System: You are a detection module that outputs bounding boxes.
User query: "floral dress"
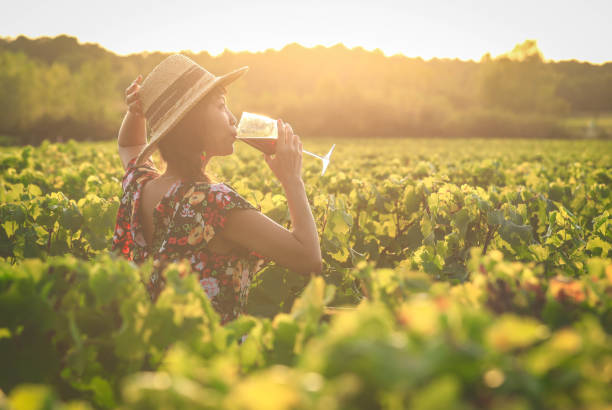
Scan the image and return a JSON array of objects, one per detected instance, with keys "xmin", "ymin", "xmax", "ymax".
[{"xmin": 112, "ymin": 157, "xmax": 271, "ymax": 324}]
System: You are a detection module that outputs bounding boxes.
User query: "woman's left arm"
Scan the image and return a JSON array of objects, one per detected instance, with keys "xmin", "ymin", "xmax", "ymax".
[{"xmin": 118, "ymin": 75, "xmax": 148, "ymax": 169}]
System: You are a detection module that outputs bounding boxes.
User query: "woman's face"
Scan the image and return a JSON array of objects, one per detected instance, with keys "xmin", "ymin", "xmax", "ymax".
[{"xmin": 186, "ymin": 88, "xmax": 238, "ymax": 157}]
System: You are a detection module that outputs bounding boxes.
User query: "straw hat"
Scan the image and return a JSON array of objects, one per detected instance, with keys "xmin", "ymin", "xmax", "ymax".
[{"xmin": 134, "ymin": 54, "xmax": 248, "ymax": 165}]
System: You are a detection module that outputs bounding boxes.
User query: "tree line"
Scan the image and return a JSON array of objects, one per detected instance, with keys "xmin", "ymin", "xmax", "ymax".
[{"xmin": 1, "ymin": 35, "xmax": 611, "ymax": 144}]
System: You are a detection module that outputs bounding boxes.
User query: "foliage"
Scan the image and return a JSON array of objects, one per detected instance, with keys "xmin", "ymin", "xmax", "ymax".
[
  {"xmin": 1, "ymin": 36, "xmax": 612, "ymax": 143},
  {"xmin": 1, "ymin": 253, "xmax": 611, "ymax": 409},
  {"xmin": 0, "ymin": 138, "xmax": 611, "ymax": 408}
]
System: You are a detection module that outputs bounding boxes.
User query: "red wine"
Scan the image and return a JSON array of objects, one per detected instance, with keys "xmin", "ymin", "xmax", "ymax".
[{"xmin": 237, "ymin": 137, "xmax": 277, "ymax": 155}]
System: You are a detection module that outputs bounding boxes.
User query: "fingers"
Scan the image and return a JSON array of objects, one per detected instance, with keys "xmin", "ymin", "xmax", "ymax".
[
  {"xmin": 125, "ymin": 91, "xmax": 143, "ymax": 114},
  {"xmin": 276, "ymin": 119, "xmax": 301, "ymax": 156},
  {"xmin": 285, "ymin": 123, "xmax": 295, "ymax": 149},
  {"xmin": 277, "ymin": 119, "xmax": 286, "ymax": 146},
  {"xmin": 125, "ymin": 75, "xmax": 144, "ymax": 115},
  {"xmin": 264, "ymin": 153, "xmax": 277, "ymax": 172},
  {"xmin": 267, "ymin": 120, "xmax": 303, "ymax": 184},
  {"xmin": 295, "ymin": 135, "xmax": 302, "ymax": 153},
  {"xmin": 279, "ymin": 120, "xmax": 296, "ymax": 146},
  {"xmin": 125, "ymin": 77, "xmax": 141, "ymax": 95},
  {"xmin": 298, "ymin": 141, "xmax": 303, "ymax": 167},
  {"xmin": 125, "ymin": 75, "xmax": 143, "ymax": 103},
  {"xmin": 276, "ymin": 119, "xmax": 282, "ymax": 146},
  {"xmin": 277, "ymin": 119, "xmax": 289, "ymax": 154},
  {"xmin": 286, "ymin": 124, "xmax": 300, "ymax": 153},
  {"xmin": 125, "ymin": 91, "xmax": 140, "ymax": 105},
  {"xmin": 125, "ymin": 83, "xmax": 137, "ymax": 95}
]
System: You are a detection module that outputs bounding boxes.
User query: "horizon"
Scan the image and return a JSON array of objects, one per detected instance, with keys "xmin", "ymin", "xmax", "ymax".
[
  {"xmin": 2, "ymin": 33, "xmax": 608, "ymax": 66},
  {"xmin": 1, "ymin": 0, "xmax": 610, "ymax": 65}
]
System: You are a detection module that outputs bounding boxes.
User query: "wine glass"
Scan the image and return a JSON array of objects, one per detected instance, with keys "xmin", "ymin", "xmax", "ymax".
[{"xmin": 236, "ymin": 112, "xmax": 335, "ymax": 176}]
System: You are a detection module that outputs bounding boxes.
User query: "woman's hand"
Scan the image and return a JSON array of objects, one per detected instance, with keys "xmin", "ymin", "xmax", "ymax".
[
  {"xmin": 222, "ymin": 118, "xmax": 320, "ymax": 275},
  {"xmin": 264, "ymin": 119, "xmax": 303, "ymax": 187},
  {"xmin": 125, "ymin": 75, "xmax": 144, "ymax": 117}
]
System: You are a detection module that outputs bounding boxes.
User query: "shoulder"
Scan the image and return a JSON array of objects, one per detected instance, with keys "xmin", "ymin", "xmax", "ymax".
[
  {"xmin": 184, "ymin": 181, "xmax": 257, "ymax": 212},
  {"xmin": 168, "ymin": 182, "xmax": 258, "ymax": 245},
  {"xmin": 121, "ymin": 156, "xmax": 160, "ymax": 193}
]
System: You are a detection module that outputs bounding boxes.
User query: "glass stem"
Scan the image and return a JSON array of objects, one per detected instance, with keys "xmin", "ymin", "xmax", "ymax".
[{"xmin": 302, "ymin": 149, "xmax": 324, "ymax": 160}]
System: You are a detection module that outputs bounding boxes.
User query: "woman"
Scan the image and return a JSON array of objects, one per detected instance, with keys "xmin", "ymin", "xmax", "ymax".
[{"xmin": 112, "ymin": 54, "xmax": 322, "ymax": 325}]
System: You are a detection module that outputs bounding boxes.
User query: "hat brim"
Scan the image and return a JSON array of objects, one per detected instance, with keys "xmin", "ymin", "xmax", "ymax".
[{"xmin": 135, "ymin": 66, "xmax": 249, "ymax": 166}]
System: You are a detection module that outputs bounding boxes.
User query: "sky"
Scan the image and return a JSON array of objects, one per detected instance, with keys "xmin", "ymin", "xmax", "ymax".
[{"xmin": 1, "ymin": 0, "xmax": 610, "ymax": 64}]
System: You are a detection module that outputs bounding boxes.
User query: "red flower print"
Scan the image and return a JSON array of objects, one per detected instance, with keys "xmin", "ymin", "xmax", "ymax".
[
  {"xmin": 218, "ymin": 194, "xmax": 232, "ymax": 207},
  {"xmin": 178, "ymin": 236, "xmax": 188, "ymax": 246},
  {"xmin": 208, "ymin": 213, "xmax": 225, "ymax": 228},
  {"xmin": 205, "ymin": 211, "xmax": 222, "ymax": 227}
]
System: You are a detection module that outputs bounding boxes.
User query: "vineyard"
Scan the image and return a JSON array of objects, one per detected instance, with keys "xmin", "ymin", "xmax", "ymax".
[{"xmin": 1, "ymin": 137, "xmax": 611, "ymax": 409}]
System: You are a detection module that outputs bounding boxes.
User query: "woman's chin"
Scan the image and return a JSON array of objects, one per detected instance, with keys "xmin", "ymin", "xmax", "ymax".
[
  {"xmin": 221, "ymin": 145, "xmax": 234, "ymax": 156},
  {"xmin": 228, "ymin": 140, "xmax": 237, "ymax": 153},
  {"xmin": 209, "ymin": 145, "xmax": 234, "ymax": 157}
]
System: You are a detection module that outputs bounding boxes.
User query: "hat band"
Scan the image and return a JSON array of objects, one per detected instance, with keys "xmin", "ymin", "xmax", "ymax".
[{"xmin": 145, "ymin": 65, "xmax": 208, "ymax": 131}]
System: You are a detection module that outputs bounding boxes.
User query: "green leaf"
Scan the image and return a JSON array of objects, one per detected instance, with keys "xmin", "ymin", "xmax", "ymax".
[
  {"xmin": 87, "ymin": 376, "xmax": 116, "ymax": 408},
  {"xmin": 27, "ymin": 184, "xmax": 42, "ymax": 197},
  {"xmin": 0, "ymin": 224, "xmax": 13, "ymax": 257},
  {"xmin": 451, "ymin": 208, "xmax": 471, "ymax": 239},
  {"xmin": 528, "ymin": 244, "xmax": 549, "ymax": 262},
  {"xmin": 404, "ymin": 186, "xmax": 420, "ymax": 214},
  {"xmin": 60, "ymin": 202, "xmax": 83, "ymax": 232},
  {"xmin": 487, "ymin": 209, "xmax": 504, "ymax": 226},
  {"xmin": 486, "ymin": 315, "xmax": 549, "ymax": 352},
  {"xmin": 586, "ymin": 237, "xmax": 611, "ymax": 257},
  {"xmin": 499, "ymin": 221, "xmax": 534, "ymax": 247}
]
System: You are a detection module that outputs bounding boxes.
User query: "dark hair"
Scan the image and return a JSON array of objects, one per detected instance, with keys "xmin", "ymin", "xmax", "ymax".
[{"xmin": 157, "ymin": 86, "xmax": 227, "ymax": 183}]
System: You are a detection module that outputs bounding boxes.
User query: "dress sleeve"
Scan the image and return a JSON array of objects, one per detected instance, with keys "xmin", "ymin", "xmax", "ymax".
[
  {"xmin": 121, "ymin": 157, "xmax": 160, "ymax": 193},
  {"xmin": 174, "ymin": 182, "xmax": 257, "ymax": 249}
]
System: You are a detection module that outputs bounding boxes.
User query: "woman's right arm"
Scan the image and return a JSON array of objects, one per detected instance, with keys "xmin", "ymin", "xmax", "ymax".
[
  {"xmin": 218, "ymin": 120, "xmax": 322, "ymax": 275},
  {"xmin": 117, "ymin": 75, "xmax": 148, "ymax": 170}
]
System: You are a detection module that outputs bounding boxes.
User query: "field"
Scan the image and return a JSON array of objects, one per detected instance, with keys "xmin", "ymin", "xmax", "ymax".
[
  {"xmin": 1, "ymin": 137, "xmax": 611, "ymax": 409},
  {"xmin": 560, "ymin": 114, "xmax": 612, "ymax": 138}
]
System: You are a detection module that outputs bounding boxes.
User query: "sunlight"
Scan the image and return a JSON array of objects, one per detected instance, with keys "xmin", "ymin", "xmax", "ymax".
[{"xmin": 1, "ymin": 0, "xmax": 610, "ymax": 63}]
